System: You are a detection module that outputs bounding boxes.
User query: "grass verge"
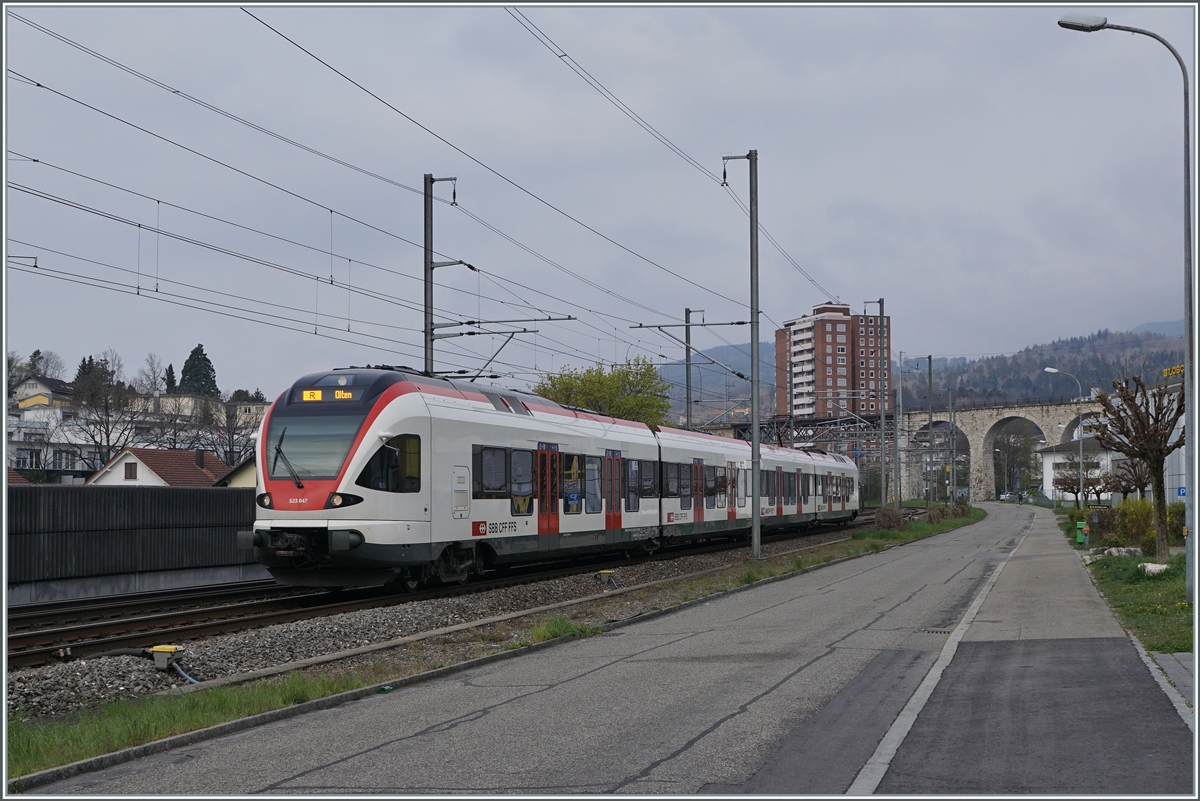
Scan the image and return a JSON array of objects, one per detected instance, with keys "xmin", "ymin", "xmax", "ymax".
[
  {"xmin": 8, "ymin": 506, "xmax": 986, "ymax": 781},
  {"xmin": 1086, "ymin": 553, "xmax": 1192, "ymax": 653}
]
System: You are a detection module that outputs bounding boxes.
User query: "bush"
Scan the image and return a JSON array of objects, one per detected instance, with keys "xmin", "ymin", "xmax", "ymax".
[
  {"xmin": 874, "ymin": 507, "xmax": 905, "ymax": 531},
  {"xmin": 1167, "ymin": 502, "xmax": 1186, "ymax": 545},
  {"xmin": 1116, "ymin": 499, "xmax": 1154, "ymax": 546},
  {"xmin": 926, "ymin": 506, "xmax": 944, "ymax": 525},
  {"xmin": 952, "ymin": 500, "xmax": 971, "ymax": 519}
]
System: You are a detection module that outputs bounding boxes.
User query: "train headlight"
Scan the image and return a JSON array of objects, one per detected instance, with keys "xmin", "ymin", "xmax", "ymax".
[
  {"xmin": 257, "ymin": 493, "xmax": 273, "ymax": 508},
  {"xmin": 325, "ymin": 492, "xmax": 363, "ymax": 509}
]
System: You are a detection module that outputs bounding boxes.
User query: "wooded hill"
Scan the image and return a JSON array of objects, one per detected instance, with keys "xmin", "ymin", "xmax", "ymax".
[{"xmin": 901, "ymin": 329, "xmax": 1184, "ymax": 410}]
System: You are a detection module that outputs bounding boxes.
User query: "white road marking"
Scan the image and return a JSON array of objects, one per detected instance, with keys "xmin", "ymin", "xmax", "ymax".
[{"xmin": 845, "ymin": 524, "xmax": 1030, "ymax": 795}]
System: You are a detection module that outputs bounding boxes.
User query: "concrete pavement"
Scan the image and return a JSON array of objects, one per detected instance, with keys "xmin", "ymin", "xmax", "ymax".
[{"xmin": 30, "ymin": 503, "xmax": 1193, "ymax": 794}]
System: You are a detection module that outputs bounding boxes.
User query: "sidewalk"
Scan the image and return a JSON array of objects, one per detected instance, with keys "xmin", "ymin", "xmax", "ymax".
[{"xmin": 1152, "ymin": 651, "xmax": 1194, "ymax": 707}]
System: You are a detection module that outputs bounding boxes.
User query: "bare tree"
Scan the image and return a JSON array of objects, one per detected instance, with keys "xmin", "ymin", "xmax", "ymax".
[
  {"xmin": 67, "ymin": 349, "xmax": 147, "ymax": 470},
  {"xmin": 143, "ymin": 393, "xmax": 207, "ymax": 451},
  {"xmin": 134, "ymin": 353, "xmax": 166, "ymax": 396},
  {"xmin": 1095, "ymin": 373, "xmax": 1185, "ymax": 563},
  {"xmin": 202, "ymin": 392, "xmax": 260, "ymax": 467},
  {"xmin": 29, "ymin": 349, "xmax": 67, "ymax": 380}
]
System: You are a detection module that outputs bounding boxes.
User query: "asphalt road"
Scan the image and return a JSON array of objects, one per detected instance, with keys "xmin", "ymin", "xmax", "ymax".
[{"xmin": 38, "ymin": 503, "xmax": 1192, "ymax": 794}]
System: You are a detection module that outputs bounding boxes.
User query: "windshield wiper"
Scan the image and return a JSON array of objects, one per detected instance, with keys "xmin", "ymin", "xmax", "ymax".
[{"xmin": 272, "ymin": 427, "xmax": 304, "ymax": 489}]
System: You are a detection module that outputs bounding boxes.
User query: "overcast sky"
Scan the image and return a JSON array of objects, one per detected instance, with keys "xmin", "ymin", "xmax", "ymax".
[{"xmin": 4, "ymin": 4, "xmax": 1195, "ymax": 403}]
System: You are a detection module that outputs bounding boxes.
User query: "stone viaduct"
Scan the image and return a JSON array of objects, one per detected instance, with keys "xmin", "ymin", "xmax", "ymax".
[{"xmin": 901, "ymin": 398, "xmax": 1103, "ymax": 501}]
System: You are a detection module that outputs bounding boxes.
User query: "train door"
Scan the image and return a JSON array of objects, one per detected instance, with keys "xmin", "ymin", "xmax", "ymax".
[
  {"xmin": 537, "ymin": 443, "xmax": 559, "ymax": 535},
  {"xmin": 451, "ymin": 466, "xmax": 470, "ymax": 520},
  {"xmin": 775, "ymin": 467, "xmax": 783, "ymax": 517},
  {"xmin": 795, "ymin": 470, "xmax": 802, "ymax": 515},
  {"xmin": 727, "ymin": 462, "xmax": 737, "ymax": 521},
  {"xmin": 693, "ymin": 461, "xmax": 704, "ymax": 524},
  {"xmin": 604, "ymin": 450, "xmax": 621, "ymax": 531}
]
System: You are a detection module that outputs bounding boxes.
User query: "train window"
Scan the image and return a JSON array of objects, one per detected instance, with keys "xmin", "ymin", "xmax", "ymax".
[
  {"xmin": 665, "ymin": 463, "xmax": 679, "ymax": 497},
  {"xmin": 354, "ymin": 434, "xmax": 420, "ymax": 493},
  {"xmin": 562, "ymin": 454, "xmax": 583, "ymax": 515},
  {"xmin": 625, "ymin": 459, "xmax": 640, "ymax": 512},
  {"xmin": 641, "ymin": 460, "xmax": 657, "ymax": 498},
  {"xmin": 704, "ymin": 466, "xmax": 717, "ymax": 509},
  {"xmin": 716, "ymin": 467, "xmax": 726, "ymax": 508},
  {"xmin": 584, "ymin": 456, "xmax": 602, "ymax": 513},
  {"xmin": 510, "ymin": 450, "xmax": 534, "ymax": 516},
  {"xmin": 738, "ymin": 469, "xmax": 747, "ymax": 507},
  {"xmin": 472, "ymin": 446, "xmax": 508, "ymax": 498},
  {"xmin": 679, "ymin": 463, "xmax": 692, "ymax": 509}
]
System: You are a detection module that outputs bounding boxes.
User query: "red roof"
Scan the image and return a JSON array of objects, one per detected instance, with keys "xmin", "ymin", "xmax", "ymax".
[
  {"xmin": 7, "ymin": 467, "xmax": 31, "ymax": 485},
  {"xmin": 91, "ymin": 448, "xmax": 231, "ymax": 486}
]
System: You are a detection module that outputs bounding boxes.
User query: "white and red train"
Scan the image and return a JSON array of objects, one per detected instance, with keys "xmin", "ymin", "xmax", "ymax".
[{"xmin": 239, "ymin": 367, "xmax": 859, "ymax": 589}]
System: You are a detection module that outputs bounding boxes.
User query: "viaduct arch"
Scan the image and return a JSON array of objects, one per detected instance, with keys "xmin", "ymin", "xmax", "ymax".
[{"xmin": 901, "ymin": 398, "xmax": 1103, "ymax": 501}]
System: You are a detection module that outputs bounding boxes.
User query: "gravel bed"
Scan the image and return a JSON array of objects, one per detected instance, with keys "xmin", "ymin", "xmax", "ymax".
[{"xmin": 7, "ymin": 529, "xmax": 850, "ymax": 722}]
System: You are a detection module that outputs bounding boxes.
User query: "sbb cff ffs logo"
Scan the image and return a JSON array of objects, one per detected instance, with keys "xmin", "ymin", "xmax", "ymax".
[{"xmin": 473, "ymin": 521, "xmax": 487, "ymax": 537}]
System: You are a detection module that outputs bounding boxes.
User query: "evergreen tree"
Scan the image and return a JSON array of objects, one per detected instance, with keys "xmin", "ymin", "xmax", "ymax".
[
  {"xmin": 179, "ymin": 345, "xmax": 219, "ymax": 397},
  {"xmin": 164, "ymin": 364, "xmax": 177, "ymax": 394}
]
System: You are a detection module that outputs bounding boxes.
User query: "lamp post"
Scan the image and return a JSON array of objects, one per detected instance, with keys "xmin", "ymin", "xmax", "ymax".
[
  {"xmin": 1045, "ymin": 367, "xmax": 1084, "ymax": 510},
  {"xmin": 995, "ymin": 447, "xmax": 1007, "ymax": 496},
  {"xmin": 1057, "ymin": 9, "xmax": 1193, "ymax": 592}
]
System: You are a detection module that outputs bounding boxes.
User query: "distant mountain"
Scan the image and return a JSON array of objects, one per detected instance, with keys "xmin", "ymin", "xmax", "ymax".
[
  {"xmin": 905, "ymin": 328, "xmax": 1184, "ymax": 410},
  {"xmin": 1132, "ymin": 319, "xmax": 1184, "ymax": 338},
  {"xmin": 658, "ymin": 342, "xmax": 774, "ymax": 423}
]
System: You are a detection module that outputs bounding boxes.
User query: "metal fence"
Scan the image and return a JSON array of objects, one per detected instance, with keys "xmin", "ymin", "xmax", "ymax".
[{"xmin": 7, "ymin": 486, "xmax": 257, "ymax": 583}]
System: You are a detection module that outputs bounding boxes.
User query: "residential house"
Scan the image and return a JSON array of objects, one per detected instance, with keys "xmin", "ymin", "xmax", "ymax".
[{"xmin": 86, "ymin": 448, "xmax": 231, "ymax": 486}]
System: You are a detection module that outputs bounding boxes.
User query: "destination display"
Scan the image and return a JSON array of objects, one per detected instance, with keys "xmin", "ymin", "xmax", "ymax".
[{"xmin": 292, "ymin": 387, "xmax": 363, "ymax": 402}]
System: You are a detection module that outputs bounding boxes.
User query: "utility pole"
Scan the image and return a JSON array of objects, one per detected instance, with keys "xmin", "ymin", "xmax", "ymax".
[
  {"xmin": 685, "ymin": 308, "xmax": 693, "ymax": 429},
  {"xmin": 894, "ymin": 351, "xmax": 903, "ymax": 508},
  {"xmin": 865, "ymin": 298, "xmax": 886, "ymax": 508},
  {"xmin": 723, "ymin": 150, "xmax": 761, "ymax": 559},
  {"xmin": 949, "ymin": 387, "xmax": 956, "ymax": 503},
  {"xmin": 424, "ymin": 173, "xmax": 464, "ymax": 375},
  {"xmin": 927, "ymin": 354, "xmax": 934, "ymax": 510}
]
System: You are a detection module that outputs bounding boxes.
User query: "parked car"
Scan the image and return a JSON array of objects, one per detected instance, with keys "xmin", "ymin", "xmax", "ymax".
[{"xmin": 999, "ymin": 492, "xmax": 1015, "ymax": 501}]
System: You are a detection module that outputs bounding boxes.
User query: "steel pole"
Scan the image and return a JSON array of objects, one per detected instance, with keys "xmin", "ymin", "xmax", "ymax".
[
  {"xmin": 423, "ymin": 173, "xmax": 434, "ymax": 375},
  {"xmin": 685, "ymin": 307, "xmax": 693, "ymax": 430},
  {"xmin": 895, "ymin": 351, "xmax": 903, "ymax": 507},
  {"xmin": 749, "ymin": 150, "xmax": 761, "ymax": 560},
  {"xmin": 927, "ymin": 355, "xmax": 933, "ymax": 510}
]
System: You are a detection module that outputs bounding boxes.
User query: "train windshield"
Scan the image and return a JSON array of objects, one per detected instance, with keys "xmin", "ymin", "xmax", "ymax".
[{"xmin": 265, "ymin": 413, "xmax": 368, "ymax": 481}]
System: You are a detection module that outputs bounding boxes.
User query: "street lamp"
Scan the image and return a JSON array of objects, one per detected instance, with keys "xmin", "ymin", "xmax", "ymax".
[
  {"xmin": 994, "ymin": 447, "xmax": 1008, "ymax": 496},
  {"xmin": 1057, "ymin": 9, "xmax": 1194, "ymax": 592},
  {"xmin": 1045, "ymin": 367, "xmax": 1085, "ymax": 510}
]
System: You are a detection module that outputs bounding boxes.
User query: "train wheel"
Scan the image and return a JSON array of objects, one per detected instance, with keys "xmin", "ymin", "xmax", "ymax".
[{"xmin": 389, "ymin": 570, "xmax": 425, "ymax": 593}]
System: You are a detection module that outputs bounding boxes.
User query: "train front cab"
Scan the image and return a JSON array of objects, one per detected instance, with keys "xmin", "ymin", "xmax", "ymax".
[{"xmin": 247, "ymin": 370, "xmax": 436, "ymax": 588}]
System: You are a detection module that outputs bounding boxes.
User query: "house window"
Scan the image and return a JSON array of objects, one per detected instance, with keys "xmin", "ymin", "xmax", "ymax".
[
  {"xmin": 860, "ymin": 381, "xmax": 866, "ymax": 389},
  {"xmin": 837, "ymin": 356, "xmax": 847, "ymax": 365},
  {"xmin": 870, "ymin": 402, "xmax": 876, "ymax": 410},
  {"xmin": 869, "ymin": 328, "xmax": 875, "ymax": 336},
  {"xmin": 125, "ymin": 462, "xmax": 138, "ymax": 480},
  {"xmin": 859, "ymin": 328, "xmax": 865, "ymax": 335},
  {"xmin": 837, "ymin": 324, "xmax": 846, "ymax": 332},
  {"xmin": 860, "ymin": 403, "xmax": 866, "ymax": 410},
  {"xmin": 869, "ymin": 370, "xmax": 875, "ymax": 378},
  {"xmin": 836, "ymin": 346, "xmax": 846, "ymax": 354},
  {"xmin": 836, "ymin": 335, "xmax": 846, "ymax": 343}
]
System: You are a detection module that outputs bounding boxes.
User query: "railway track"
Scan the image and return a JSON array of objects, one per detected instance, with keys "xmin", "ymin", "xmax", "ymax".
[{"xmin": 7, "ymin": 509, "xmax": 915, "ymax": 668}]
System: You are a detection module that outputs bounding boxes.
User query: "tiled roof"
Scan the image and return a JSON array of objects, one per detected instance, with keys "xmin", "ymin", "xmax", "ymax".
[
  {"xmin": 93, "ymin": 448, "xmax": 231, "ymax": 486},
  {"xmin": 11, "ymin": 374, "xmax": 74, "ymax": 396},
  {"xmin": 7, "ymin": 467, "xmax": 31, "ymax": 485}
]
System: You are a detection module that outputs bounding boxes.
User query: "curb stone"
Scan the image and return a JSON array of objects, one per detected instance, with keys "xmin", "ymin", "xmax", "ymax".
[{"xmin": 8, "ymin": 515, "xmax": 980, "ymax": 793}]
